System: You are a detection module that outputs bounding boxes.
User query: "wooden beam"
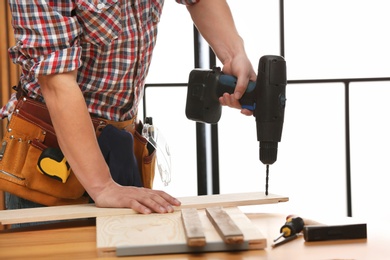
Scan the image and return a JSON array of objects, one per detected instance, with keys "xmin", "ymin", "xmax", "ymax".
[
  {"xmin": 206, "ymin": 207, "xmax": 244, "ymax": 244},
  {"xmin": 0, "ymin": 192, "xmax": 288, "ymax": 225},
  {"xmin": 181, "ymin": 208, "xmax": 206, "ymax": 247}
]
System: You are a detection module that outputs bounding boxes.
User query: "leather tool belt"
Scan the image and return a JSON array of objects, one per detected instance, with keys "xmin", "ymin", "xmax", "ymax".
[{"xmin": 0, "ymin": 87, "xmax": 155, "ymax": 206}]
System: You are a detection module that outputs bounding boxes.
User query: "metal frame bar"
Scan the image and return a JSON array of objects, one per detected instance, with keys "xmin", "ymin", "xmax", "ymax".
[{"xmin": 287, "ymin": 77, "xmax": 390, "ymax": 217}]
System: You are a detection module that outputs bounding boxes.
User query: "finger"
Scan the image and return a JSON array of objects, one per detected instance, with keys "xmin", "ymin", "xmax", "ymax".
[
  {"xmin": 219, "ymin": 93, "xmax": 232, "ymax": 107},
  {"xmin": 151, "ymin": 191, "xmax": 181, "ymax": 213},
  {"xmin": 234, "ymin": 75, "xmax": 251, "ymax": 100},
  {"xmin": 228, "ymin": 94, "xmax": 242, "ymax": 109},
  {"xmin": 127, "ymin": 199, "xmax": 153, "ymax": 214},
  {"xmin": 138, "ymin": 190, "xmax": 178, "ymax": 213},
  {"xmin": 220, "ymin": 93, "xmax": 241, "ymax": 108},
  {"xmin": 241, "ymin": 108, "xmax": 253, "ymax": 116},
  {"xmin": 150, "ymin": 190, "xmax": 181, "ymax": 212},
  {"xmin": 233, "ymin": 87, "xmax": 244, "ymax": 100},
  {"xmin": 156, "ymin": 190, "xmax": 181, "ymax": 206}
]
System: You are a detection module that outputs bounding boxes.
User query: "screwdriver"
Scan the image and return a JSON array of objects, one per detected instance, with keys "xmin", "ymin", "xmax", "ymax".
[{"xmin": 273, "ymin": 216, "xmax": 305, "ymax": 243}]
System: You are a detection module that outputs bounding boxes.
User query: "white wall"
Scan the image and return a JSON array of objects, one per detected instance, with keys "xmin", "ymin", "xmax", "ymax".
[{"xmin": 143, "ymin": 0, "xmax": 390, "ymax": 222}]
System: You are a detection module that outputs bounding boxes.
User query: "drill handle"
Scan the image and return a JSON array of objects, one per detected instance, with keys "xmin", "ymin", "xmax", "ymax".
[{"xmin": 217, "ymin": 74, "xmax": 257, "ymax": 111}]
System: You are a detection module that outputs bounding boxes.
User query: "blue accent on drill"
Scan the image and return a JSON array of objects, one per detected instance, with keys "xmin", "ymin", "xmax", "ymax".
[
  {"xmin": 242, "ymin": 104, "xmax": 256, "ymax": 111},
  {"xmin": 219, "ymin": 75, "xmax": 256, "ymax": 93}
]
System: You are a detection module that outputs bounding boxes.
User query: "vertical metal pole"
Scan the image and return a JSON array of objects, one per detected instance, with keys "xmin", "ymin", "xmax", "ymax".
[
  {"xmin": 345, "ymin": 82, "xmax": 353, "ymax": 217},
  {"xmin": 209, "ymin": 46, "xmax": 220, "ymax": 195},
  {"xmin": 193, "ymin": 27, "xmax": 208, "ymax": 195},
  {"xmin": 193, "ymin": 27, "xmax": 219, "ymax": 195},
  {"xmin": 279, "ymin": 0, "xmax": 285, "ymax": 57},
  {"xmin": 195, "ymin": 123, "xmax": 208, "ymax": 195},
  {"xmin": 211, "ymin": 122, "xmax": 220, "ymax": 194}
]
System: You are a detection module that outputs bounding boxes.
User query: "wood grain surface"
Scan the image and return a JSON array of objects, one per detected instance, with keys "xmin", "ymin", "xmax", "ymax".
[{"xmin": 96, "ymin": 207, "xmax": 267, "ymax": 257}]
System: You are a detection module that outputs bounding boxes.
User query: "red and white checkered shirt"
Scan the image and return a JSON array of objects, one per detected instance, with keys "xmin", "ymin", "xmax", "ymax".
[{"xmin": 2, "ymin": 0, "xmax": 199, "ymax": 121}]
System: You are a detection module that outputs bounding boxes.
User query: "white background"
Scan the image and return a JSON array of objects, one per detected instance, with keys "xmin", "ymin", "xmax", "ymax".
[{"xmin": 142, "ymin": 0, "xmax": 390, "ymax": 222}]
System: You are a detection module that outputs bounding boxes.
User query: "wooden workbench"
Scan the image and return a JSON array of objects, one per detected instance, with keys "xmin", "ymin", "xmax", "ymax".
[{"xmin": 1, "ymin": 212, "xmax": 389, "ymax": 260}]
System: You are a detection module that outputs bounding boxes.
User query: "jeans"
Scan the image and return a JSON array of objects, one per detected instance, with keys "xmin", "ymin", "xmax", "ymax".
[{"xmin": 5, "ymin": 192, "xmax": 61, "ymax": 228}]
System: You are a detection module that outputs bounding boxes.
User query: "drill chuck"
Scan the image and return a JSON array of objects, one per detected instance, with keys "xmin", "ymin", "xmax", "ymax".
[{"xmin": 260, "ymin": 141, "xmax": 278, "ymax": 165}]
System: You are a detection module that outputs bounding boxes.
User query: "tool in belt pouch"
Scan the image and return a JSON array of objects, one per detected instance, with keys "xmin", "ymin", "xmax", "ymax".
[{"xmin": 0, "ymin": 89, "xmax": 156, "ymax": 206}]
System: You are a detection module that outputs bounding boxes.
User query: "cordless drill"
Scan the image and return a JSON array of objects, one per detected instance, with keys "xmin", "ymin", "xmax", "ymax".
[{"xmin": 185, "ymin": 55, "xmax": 287, "ymax": 195}]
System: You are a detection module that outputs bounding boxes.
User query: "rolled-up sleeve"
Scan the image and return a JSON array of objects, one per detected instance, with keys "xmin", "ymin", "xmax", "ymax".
[
  {"xmin": 8, "ymin": 0, "xmax": 82, "ymax": 77},
  {"xmin": 176, "ymin": 0, "xmax": 200, "ymax": 5}
]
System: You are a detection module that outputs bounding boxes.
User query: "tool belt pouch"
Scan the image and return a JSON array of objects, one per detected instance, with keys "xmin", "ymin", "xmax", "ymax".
[
  {"xmin": 130, "ymin": 126, "xmax": 156, "ymax": 189},
  {"xmin": 0, "ymin": 96, "xmax": 89, "ymax": 206},
  {"xmin": 95, "ymin": 117, "xmax": 156, "ymax": 189}
]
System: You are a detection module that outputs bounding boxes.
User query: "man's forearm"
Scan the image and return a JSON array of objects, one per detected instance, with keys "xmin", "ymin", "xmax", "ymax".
[
  {"xmin": 187, "ymin": 0, "xmax": 245, "ymax": 64},
  {"xmin": 38, "ymin": 71, "xmax": 112, "ymax": 200},
  {"xmin": 187, "ymin": 0, "xmax": 256, "ymax": 106}
]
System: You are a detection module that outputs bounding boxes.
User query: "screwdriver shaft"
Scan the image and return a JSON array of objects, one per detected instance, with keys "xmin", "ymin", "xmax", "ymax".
[
  {"xmin": 273, "ymin": 232, "xmax": 284, "ymax": 242},
  {"xmin": 272, "ymin": 234, "xmax": 298, "ymax": 248}
]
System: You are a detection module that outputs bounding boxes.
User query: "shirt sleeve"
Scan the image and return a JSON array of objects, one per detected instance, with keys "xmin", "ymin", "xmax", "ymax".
[
  {"xmin": 176, "ymin": 0, "xmax": 200, "ymax": 5},
  {"xmin": 8, "ymin": 1, "xmax": 82, "ymax": 77}
]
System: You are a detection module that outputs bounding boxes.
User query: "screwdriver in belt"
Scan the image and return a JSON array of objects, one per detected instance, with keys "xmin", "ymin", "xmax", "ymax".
[{"xmin": 273, "ymin": 216, "xmax": 305, "ymax": 243}]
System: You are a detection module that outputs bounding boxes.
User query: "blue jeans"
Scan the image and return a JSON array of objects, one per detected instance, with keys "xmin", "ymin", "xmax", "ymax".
[{"xmin": 5, "ymin": 192, "xmax": 63, "ymax": 228}]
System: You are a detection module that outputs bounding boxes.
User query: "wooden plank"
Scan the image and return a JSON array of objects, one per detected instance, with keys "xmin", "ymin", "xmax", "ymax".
[
  {"xmin": 96, "ymin": 207, "xmax": 267, "ymax": 257},
  {"xmin": 206, "ymin": 207, "xmax": 244, "ymax": 244},
  {"xmin": 178, "ymin": 192, "xmax": 288, "ymax": 209},
  {"xmin": 226, "ymin": 207, "xmax": 267, "ymax": 249},
  {"xmin": 0, "ymin": 192, "xmax": 288, "ymax": 225},
  {"xmin": 181, "ymin": 208, "xmax": 206, "ymax": 247}
]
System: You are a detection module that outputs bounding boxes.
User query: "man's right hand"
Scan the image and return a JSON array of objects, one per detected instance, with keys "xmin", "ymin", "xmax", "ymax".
[{"xmin": 93, "ymin": 182, "xmax": 181, "ymax": 213}]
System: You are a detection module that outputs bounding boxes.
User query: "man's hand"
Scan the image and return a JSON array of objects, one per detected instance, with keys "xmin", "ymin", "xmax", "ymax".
[
  {"xmin": 93, "ymin": 182, "xmax": 181, "ymax": 214},
  {"xmin": 219, "ymin": 53, "xmax": 257, "ymax": 116}
]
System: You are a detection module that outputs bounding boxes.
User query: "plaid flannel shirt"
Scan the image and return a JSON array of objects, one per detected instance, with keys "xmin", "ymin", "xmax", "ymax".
[{"xmin": 2, "ymin": 0, "xmax": 199, "ymax": 121}]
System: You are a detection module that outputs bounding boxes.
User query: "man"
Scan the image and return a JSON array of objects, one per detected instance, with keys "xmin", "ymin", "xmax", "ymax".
[{"xmin": 2, "ymin": 0, "xmax": 257, "ymax": 214}]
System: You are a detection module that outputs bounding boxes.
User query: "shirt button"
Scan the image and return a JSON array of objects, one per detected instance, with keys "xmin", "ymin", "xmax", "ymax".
[{"xmin": 97, "ymin": 3, "xmax": 105, "ymax": 10}]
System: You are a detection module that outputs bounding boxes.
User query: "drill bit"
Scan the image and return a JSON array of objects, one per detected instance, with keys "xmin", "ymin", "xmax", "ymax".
[{"xmin": 265, "ymin": 164, "xmax": 269, "ymax": 195}]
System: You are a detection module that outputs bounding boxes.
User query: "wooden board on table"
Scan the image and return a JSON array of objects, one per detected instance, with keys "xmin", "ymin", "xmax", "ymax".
[
  {"xmin": 0, "ymin": 192, "xmax": 288, "ymax": 225},
  {"xmin": 206, "ymin": 207, "xmax": 244, "ymax": 244},
  {"xmin": 181, "ymin": 208, "xmax": 206, "ymax": 247},
  {"xmin": 96, "ymin": 207, "xmax": 267, "ymax": 257}
]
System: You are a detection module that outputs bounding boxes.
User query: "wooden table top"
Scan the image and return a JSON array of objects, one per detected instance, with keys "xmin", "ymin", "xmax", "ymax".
[{"xmin": 0, "ymin": 212, "xmax": 389, "ymax": 260}]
